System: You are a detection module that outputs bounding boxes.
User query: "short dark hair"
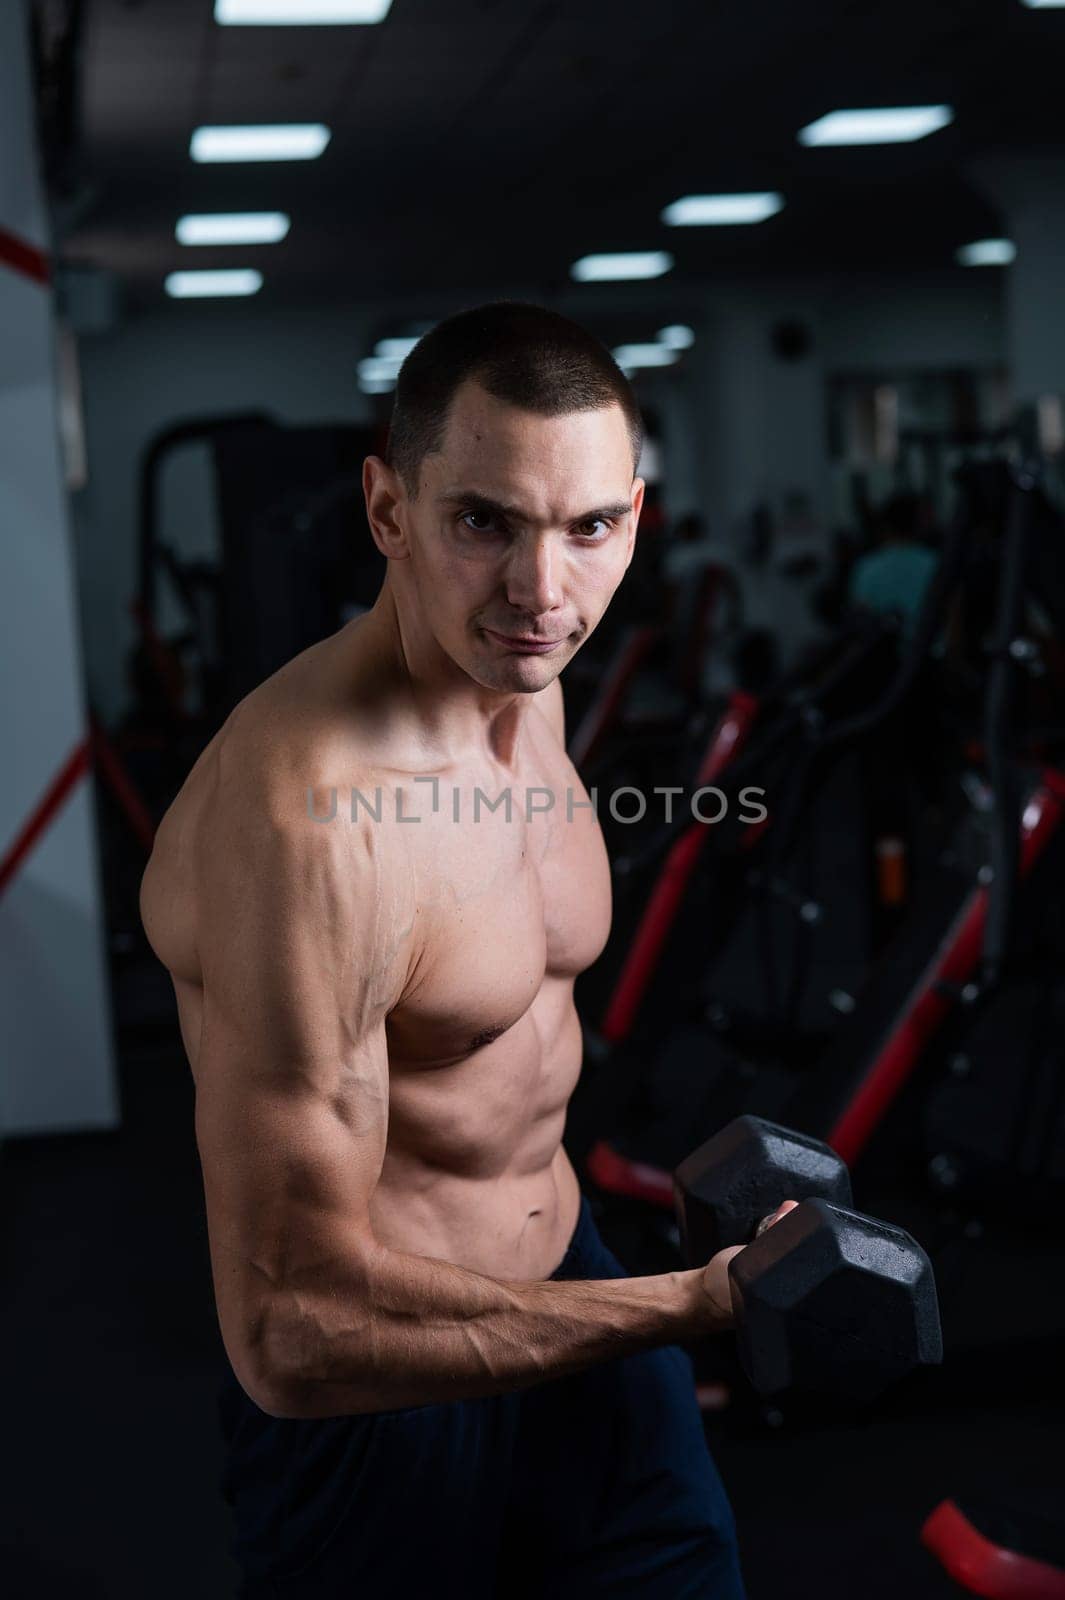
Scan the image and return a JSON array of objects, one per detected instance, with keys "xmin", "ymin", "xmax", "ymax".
[{"xmin": 385, "ymin": 301, "xmax": 644, "ymax": 495}]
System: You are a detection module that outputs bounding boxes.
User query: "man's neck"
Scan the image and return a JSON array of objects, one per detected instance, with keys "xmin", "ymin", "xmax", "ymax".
[{"xmin": 359, "ymin": 587, "xmax": 531, "ymax": 772}]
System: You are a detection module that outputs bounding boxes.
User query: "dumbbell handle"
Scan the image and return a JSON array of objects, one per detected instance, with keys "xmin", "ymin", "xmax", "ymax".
[{"xmin": 753, "ymin": 1202, "xmax": 795, "ymax": 1239}]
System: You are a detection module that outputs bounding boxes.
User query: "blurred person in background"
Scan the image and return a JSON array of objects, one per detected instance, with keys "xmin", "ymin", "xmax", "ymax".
[{"xmin": 848, "ymin": 492, "xmax": 939, "ymax": 643}]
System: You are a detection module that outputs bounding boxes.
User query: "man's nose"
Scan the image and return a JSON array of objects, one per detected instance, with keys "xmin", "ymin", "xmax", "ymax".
[{"xmin": 504, "ymin": 533, "xmax": 562, "ymax": 615}]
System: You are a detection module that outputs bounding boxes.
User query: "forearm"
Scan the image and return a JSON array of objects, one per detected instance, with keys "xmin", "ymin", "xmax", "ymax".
[{"xmin": 260, "ymin": 1243, "xmax": 729, "ymax": 1419}]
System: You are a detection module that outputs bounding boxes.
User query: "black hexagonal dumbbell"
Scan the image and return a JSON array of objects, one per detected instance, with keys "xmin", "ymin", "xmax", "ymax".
[
  {"xmin": 674, "ymin": 1115, "xmax": 943, "ymax": 1402},
  {"xmin": 675, "ymin": 1115, "xmax": 855, "ymax": 1260}
]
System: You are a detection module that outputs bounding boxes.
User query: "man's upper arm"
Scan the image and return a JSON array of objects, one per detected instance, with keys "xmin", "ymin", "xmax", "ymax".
[{"xmin": 193, "ymin": 788, "xmax": 404, "ymax": 1408}]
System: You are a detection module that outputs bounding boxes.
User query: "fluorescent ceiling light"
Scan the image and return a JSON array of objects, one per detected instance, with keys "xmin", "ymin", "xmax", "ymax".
[
  {"xmin": 374, "ymin": 336, "xmax": 420, "ymax": 360},
  {"xmin": 358, "ymin": 355, "xmax": 400, "ymax": 394},
  {"xmin": 176, "ymin": 212, "xmax": 290, "ymax": 245},
  {"xmin": 956, "ymin": 238, "xmax": 1016, "ymax": 266},
  {"xmin": 662, "ymin": 192, "xmax": 783, "ymax": 226},
  {"xmin": 358, "ymin": 356, "xmax": 402, "ymax": 382},
  {"xmin": 190, "ymin": 124, "xmax": 331, "ymax": 163},
  {"xmin": 657, "ymin": 324, "xmax": 695, "ymax": 350},
  {"xmin": 1020, "ymin": 1, "xmax": 1065, "ymax": 7},
  {"xmin": 216, "ymin": 0, "xmax": 392, "ymax": 20},
  {"xmin": 798, "ymin": 106, "xmax": 953, "ymax": 146},
  {"xmin": 571, "ymin": 251, "xmax": 673, "ymax": 282},
  {"xmin": 612, "ymin": 344, "xmax": 679, "ymax": 369},
  {"xmin": 165, "ymin": 269, "xmax": 263, "ymax": 298}
]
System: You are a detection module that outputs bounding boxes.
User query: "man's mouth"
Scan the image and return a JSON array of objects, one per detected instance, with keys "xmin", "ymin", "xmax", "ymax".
[{"xmin": 483, "ymin": 628, "xmax": 566, "ymax": 655}]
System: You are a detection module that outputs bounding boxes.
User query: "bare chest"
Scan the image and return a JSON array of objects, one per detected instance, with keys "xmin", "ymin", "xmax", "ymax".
[{"xmin": 386, "ymin": 756, "xmax": 611, "ymax": 1066}]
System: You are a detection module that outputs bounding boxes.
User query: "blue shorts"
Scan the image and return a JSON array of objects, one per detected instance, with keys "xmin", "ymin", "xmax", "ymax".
[{"xmin": 218, "ymin": 1197, "xmax": 745, "ymax": 1598}]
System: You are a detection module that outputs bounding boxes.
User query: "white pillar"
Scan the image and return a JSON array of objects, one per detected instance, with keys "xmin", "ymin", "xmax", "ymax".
[
  {"xmin": 688, "ymin": 287, "xmax": 828, "ymax": 545},
  {"xmin": 0, "ymin": 1, "xmax": 118, "ymax": 1134},
  {"xmin": 972, "ymin": 151, "xmax": 1065, "ymax": 406},
  {"xmin": 682, "ymin": 286, "xmax": 830, "ymax": 672},
  {"xmin": 650, "ymin": 361, "xmax": 703, "ymax": 526}
]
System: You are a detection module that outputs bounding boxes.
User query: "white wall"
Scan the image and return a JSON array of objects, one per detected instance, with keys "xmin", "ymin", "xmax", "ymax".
[
  {"xmin": 638, "ymin": 268, "xmax": 1005, "ymax": 530},
  {"xmin": 820, "ymin": 270, "xmax": 1004, "ymax": 373}
]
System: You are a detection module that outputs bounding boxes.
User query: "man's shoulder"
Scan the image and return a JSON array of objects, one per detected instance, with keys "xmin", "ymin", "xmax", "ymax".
[
  {"xmin": 156, "ymin": 647, "xmax": 380, "ymax": 866},
  {"xmin": 215, "ymin": 690, "xmax": 383, "ymax": 843}
]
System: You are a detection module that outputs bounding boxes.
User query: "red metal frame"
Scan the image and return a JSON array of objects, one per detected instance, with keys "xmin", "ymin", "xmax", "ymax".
[
  {"xmin": 829, "ymin": 769, "xmax": 1065, "ymax": 1166},
  {"xmin": 130, "ymin": 597, "xmax": 193, "ymax": 722},
  {"xmin": 0, "ymin": 225, "xmax": 50, "ymax": 287},
  {"xmin": 599, "ymin": 690, "xmax": 759, "ymax": 1045},
  {"xmin": 588, "ymin": 767, "xmax": 1065, "ymax": 1205},
  {"xmin": 921, "ymin": 1500, "xmax": 1065, "ymax": 1599},
  {"xmin": 568, "ymin": 624, "xmax": 660, "ymax": 771},
  {"xmin": 0, "ymin": 741, "xmax": 91, "ymax": 898},
  {"xmin": 680, "ymin": 564, "xmax": 726, "ymax": 699},
  {"xmin": 88, "ymin": 715, "xmax": 159, "ymax": 856},
  {"xmin": 0, "ymin": 725, "xmax": 157, "ymax": 903},
  {"xmin": 586, "ymin": 1139, "xmax": 675, "ymax": 1207}
]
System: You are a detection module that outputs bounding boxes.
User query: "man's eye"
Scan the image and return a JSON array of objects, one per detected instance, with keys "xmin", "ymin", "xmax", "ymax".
[
  {"xmin": 461, "ymin": 510, "xmax": 498, "ymax": 533},
  {"xmin": 576, "ymin": 518, "xmax": 610, "ymax": 539}
]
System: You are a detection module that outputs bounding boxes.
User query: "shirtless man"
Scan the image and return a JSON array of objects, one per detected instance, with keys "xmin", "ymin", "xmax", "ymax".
[{"xmin": 141, "ymin": 303, "xmax": 789, "ymax": 1598}]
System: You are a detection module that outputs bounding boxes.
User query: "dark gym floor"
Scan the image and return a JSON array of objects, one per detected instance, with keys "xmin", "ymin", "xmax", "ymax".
[{"xmin": 2, "ymin": 958, "xmax": 1062, "ymax": 1599}]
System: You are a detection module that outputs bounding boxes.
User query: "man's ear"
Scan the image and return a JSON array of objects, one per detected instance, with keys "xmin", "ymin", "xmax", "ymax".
[
  {"xmin": 624, "ymin": 477, "xmax": 646, "ymax": 569},
  {"xmin": 363, "ymin": 456, "xmax": 412, "ymax": 559}
]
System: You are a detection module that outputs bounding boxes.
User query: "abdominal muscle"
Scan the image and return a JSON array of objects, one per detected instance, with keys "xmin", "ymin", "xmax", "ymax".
[
  {"xmin": 372, "ymin": 1143, "xmax": 582, "ymax": 1285},
  {"xmin": 176, "ymin": 967, "xmax": 586, "ymax": 1286},
  {"xmin": 371, "ymin": 985, "xmax": 585, "ymax": 1283}
]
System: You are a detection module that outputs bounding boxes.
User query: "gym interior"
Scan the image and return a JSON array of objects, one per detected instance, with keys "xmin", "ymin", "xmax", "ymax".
[{"xmin": 3, "ymin": 2, "xmax": 1064, "ymax": 1595}]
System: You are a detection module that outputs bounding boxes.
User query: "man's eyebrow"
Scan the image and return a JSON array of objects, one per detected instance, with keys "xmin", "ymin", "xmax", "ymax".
[{"xmin": 438, "ymin": 489, "xmax": 633, "ymax": 524}]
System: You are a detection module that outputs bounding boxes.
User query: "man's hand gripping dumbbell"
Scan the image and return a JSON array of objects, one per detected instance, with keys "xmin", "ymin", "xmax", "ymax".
[{"xmin": 676, "ymin": 1115, "xmax": 943, "ymax": 1402}]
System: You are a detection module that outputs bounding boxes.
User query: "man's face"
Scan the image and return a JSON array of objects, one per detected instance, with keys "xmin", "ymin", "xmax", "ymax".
[{"xmin": 399, "ymin": 379, "xmax": 643, "ymax": 694}]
